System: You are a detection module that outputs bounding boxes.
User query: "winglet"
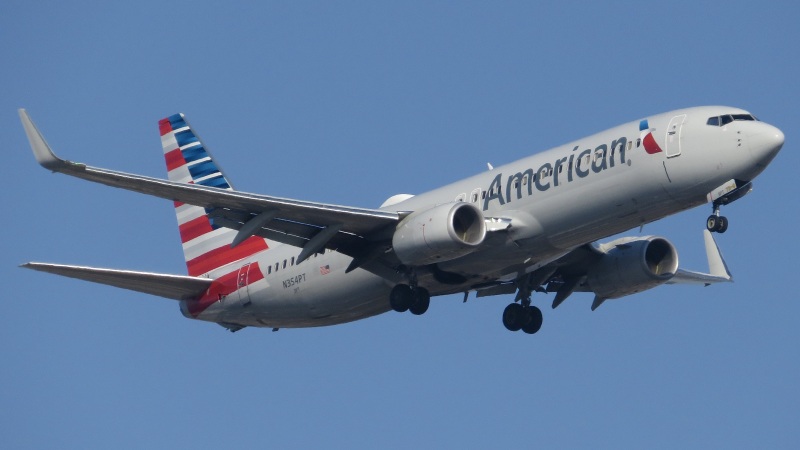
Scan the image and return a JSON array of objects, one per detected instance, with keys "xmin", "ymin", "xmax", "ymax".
[
  {"xmin": 19, "ymin": 109, "xmax": 81, "ymax": 172},
  {"xmin": 669, "ymin": 229, "xmax": 732, "ymax": 285},
  {"xmin": 703, "ymin": 229, "xmax": 732, "ymax": 281}
]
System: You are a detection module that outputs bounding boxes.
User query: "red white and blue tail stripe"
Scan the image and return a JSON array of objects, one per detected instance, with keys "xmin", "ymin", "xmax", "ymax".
[{"xmin": 159, "ymin": 113, "xmax": 268, "ymax": 276}]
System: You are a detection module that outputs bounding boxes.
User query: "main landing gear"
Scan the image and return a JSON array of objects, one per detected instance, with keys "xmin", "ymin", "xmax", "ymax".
[
  {"xmin": 706, "ymin": 203, "xmax": 729, "ymax": 233},
  {"xmin": 502, "ymin": 272, "xmax": 545, "ymax": 334},
  {"xmin": 390, "ymin": 284, "xmax": 431, "ymax": 315},
  {"xmin": 502, "ymin": 302, "xmax": 543, "ymax": 334}
]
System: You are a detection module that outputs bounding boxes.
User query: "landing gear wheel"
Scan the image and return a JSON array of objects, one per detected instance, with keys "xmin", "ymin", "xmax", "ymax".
[
  {"xmin": 409, "ymin": 288, "xmax": 430, "ymax": 315},
  {"xmin": 706, "ymin": 215, "xmax": 718, "ymax": 232},
  {"xmin": 521, "ymin": 306, "xmax": 543, "ymax": 334},
  {"xmin": 389, "ymin": 284, "xmax": 414, "ymax": 312},
  {"xmin": 716, "ymin": 216, "xmax": 728, "ymax": 233},
  {"xmin": 502, "ymin": 303, "xmax": 527, "ymax": 332},
  {"xmin": 706, "ymin": 215, "xmax": 729, "ymax": 233}
]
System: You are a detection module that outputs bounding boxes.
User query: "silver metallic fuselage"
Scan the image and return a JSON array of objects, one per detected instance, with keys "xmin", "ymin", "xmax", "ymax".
[{"xmin": 190, "ymin": 106, "xmax": 783, "ymax": 328}]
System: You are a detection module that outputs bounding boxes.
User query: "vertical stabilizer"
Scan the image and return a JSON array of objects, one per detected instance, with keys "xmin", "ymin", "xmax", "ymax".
[{"xmin": 159, "ymin": 114, "xmax": 268, "ymax": 276}]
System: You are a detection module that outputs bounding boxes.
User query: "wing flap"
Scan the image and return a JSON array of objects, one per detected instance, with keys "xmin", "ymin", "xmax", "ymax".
[{"xmin": 22, "ymin": 263, "xmax": 213, "ymax": 301}]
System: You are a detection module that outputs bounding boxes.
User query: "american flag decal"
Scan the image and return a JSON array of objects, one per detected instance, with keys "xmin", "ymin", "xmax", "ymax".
[{"xmin": 319, "ymin": 265, "xmax": 331, "ymax": 275}]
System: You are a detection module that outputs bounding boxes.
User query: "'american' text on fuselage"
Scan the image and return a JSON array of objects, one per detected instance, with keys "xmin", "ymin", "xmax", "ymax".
[{"xmin": 482, "ymin": 136, "xmax": 628, "ymax": 210}]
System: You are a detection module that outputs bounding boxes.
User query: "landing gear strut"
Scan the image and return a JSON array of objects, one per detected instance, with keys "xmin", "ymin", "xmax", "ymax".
[{"xmin": 706, "ymin": 203, "xmax": 729, "ymax": 233}]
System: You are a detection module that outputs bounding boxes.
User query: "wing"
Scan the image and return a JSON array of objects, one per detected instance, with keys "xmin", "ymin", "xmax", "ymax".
[
  {"xmin": 668, "ymin": 229, "xmax": 733, "ymax": 285},
  {"xmin": 21, "ymin": 263, "xmax": 213, "ymax": 301},
  {"xmin": 475, "ymin": 230, "xmax": 732, "ymax": 309},
  {"xmin": 20, "ymin": 110, "xmax": 401, "ymax": 268}
]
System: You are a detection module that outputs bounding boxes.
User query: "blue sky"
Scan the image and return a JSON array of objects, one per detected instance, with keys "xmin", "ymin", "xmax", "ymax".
[{"xmin": 2, "ymin": 1, "xmax": 798, "ymax": 448}]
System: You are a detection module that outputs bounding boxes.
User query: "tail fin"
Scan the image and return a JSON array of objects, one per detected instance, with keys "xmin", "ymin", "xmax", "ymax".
[{"xmin": 158, "ymin": 113, "xmax": 268, "ymax": 276}]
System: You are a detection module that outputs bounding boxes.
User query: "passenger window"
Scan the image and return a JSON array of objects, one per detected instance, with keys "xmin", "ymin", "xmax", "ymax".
[
  {"xmin": 283, "ymin": 260, "xmax": 287, "ymax": 269},
  {"xmin": 636, "ymin": 138, "xmax": 641, "ymax": 148},
  {"xmin": 291, "ymin": 257, "xmax": 295, "ymax": 266},
  {"xmin": 275, "ymin": 263, "xmax": 279, "ymax": 272},
  {"xmin": 626, "ymin": 141, "xmax": 632, "ymax": 151},
  {"xmin": 268, "ymin": 266, "xmax": 272, "ymax": 274}
]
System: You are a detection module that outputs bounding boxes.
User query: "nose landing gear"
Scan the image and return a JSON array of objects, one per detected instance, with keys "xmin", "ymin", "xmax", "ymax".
[
  {"xmin": 706, "ymin": 205, "xmax": 729, "ymax": 234},
  {"xmin": 706, "ymin": 180, "xmax": 753, "ymax": 233}
]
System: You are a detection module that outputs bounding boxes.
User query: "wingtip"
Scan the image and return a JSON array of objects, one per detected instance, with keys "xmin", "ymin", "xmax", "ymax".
[
  {"xmin": 702, "ymin": 229, "xmax": 733, "ymax": 281},
  {"xmin": 19, "ymin": 109, "xmax": 71, "ymax": 171}
]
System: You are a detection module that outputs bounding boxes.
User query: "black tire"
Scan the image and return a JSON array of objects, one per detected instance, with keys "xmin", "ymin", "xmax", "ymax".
[
  {"xmin": 409, "ymin": 288, "xmax": 430, "ymax": 315},
  {"xmin": 502, "ymin": 303, "xmax": 526, "ymax": 332},
  {"xmin": 706, "ymin": 215, "xmax": 718, "ymax": 232},
  {"xmin": 717, "ymin": 216, "xmax": 729, "ymax": 233},
  {"xmin": 389, "ymin": 284, "xmax": 413, "ymax": 312},
  {"xmin": 521, "ymin": 306, "xmax": 543, "ymax": 334}
]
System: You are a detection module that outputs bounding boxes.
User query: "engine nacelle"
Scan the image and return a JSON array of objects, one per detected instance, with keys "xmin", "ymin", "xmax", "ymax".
[
  {"xmin": 392, "ymin": 202, "xmax": 487, "ymax": 266},
  {"xmin": 586, "ymin": 236, "xmax": 679, "ymax": 299}
]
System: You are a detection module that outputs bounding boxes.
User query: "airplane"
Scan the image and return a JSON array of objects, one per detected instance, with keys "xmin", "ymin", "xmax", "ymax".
[{"xmin": 18, "ymin": 106, "xmax": 784, "ymax": 334}]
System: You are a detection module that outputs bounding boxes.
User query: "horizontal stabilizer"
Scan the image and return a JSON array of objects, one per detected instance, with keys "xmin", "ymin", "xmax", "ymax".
[{"xmin": 21, "ymin": 262, "xmax": 213, "ymax": 300}]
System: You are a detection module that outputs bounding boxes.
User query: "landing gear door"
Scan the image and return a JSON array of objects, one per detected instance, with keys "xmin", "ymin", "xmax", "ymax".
[{"xmin": 665, "ymin": 114, "xmax": 686, "ymax": 158}]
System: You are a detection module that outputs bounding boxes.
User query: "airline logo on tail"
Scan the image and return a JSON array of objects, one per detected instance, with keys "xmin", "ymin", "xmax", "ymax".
[
  {"xmin": 159, "ymin": 113, "xmax": 268, "ymax": 276},
  {"xmin": 639, "ymin": 119, "xmax": 663, "ymax": 155}
]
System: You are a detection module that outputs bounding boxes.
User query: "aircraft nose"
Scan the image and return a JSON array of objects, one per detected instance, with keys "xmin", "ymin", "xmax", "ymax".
[{"xmin": 749, "ymin": 123, "xmax": 784, "ymax": 163}]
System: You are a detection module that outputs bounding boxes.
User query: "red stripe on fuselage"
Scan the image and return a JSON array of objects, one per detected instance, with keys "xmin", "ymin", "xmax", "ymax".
[
  {"xmin": 187, "ymin": 262, "xmax": 265, "ymax": 317},
  {"xmin": 179, "ymin": 215, "xmax": 214, "ymax": 243},
  {"xmin": 186, "ymin": 236, "xmax": 269, "ymax": 276}
]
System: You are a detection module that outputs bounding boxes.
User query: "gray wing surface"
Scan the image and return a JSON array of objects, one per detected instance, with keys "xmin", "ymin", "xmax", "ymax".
[
  {"xmin": 22, "ymin": 263, "xmax": 213, "ymax": 300},
  {"xmin": 20, "ymin": 109, "xmax": 400, "ymax": 261}
]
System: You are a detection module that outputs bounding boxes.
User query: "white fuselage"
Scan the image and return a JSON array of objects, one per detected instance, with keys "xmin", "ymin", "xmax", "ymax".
[{"xmin": 186, "ymin": 106, "xmax": 783, "ymax": 328}]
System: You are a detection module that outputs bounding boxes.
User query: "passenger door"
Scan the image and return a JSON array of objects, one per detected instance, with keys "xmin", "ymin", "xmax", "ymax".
[{"xmin": 665, "ymin": 114, "xmax": 686, "ymax": 158}]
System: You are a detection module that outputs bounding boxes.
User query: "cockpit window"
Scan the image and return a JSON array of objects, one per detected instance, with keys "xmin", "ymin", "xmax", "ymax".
[{"xmin": 707, "ymin": 113, "xmax": 758, "ymax": 126}]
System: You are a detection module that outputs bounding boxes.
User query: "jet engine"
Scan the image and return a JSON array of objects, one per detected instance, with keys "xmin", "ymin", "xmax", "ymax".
[
  {"xmin": 392, "ymin": 202, "xmax": 486, "ymax": 266},
  {"xmin": 585, "ymin": 236, "xmax": 679, "ymax": 299}
]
